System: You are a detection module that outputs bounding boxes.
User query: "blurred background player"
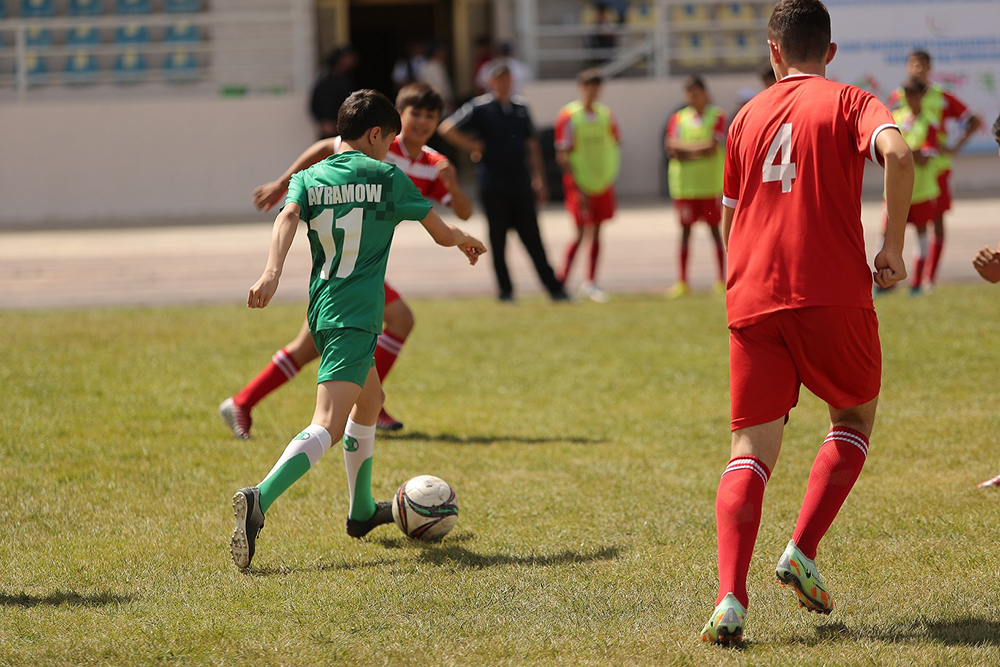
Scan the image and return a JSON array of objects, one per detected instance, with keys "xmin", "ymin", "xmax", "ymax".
[
  {"xmin": 975, "ymin": 113, "xmax": 1000, "ymax": 488},
  {"xmin": 439, "ymin": 61, "xmax": 569, "ymax": 302},
  {"xmin": 700, "ymin": 0, "xmax": 913, "ymax": 644},
  {"xmin": 309, "ymin": 46, "xmax": 358, "ymax": 140},
  {"xmin": 222, "ymin": 83, "xmax": 473, "ymax": 435},
  {"xmin": 882, "ymin": 77, "xmax": 941, "ymax": 295},
  {"xmin": 554, "ymin": 69, "xmax": 621, "ymax": 303},
  {"xmin": 230, "ymin": 90, "xmax": 485, "ymax": 571},
  {"xmin": 889, "ymin": 49, "xmax": 983, "ymax": 291},
  {"xmin": 665, "ymin": 76, "xmax": 727, "ymax": 298}
]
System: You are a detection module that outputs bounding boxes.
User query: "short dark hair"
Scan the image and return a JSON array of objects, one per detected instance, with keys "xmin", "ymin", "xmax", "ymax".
[
  {"xmin": 395, "ymin": 82, "xmax": 444, "ymax": 115},
  {"xmin": 337, "ymin": 89, "xmax": 402, "ymax": 141},
  {"xmin": 908, "ymin": 50, "xmax": 931, "ymax": 66},
  {"xmin": 767, "ymin": 0, "xmax": 831, "ymax": 65},
  {"xmin": 577, "ymin": 68, "xmax": 603, "ymax": 86},
  {"xmin": 684, "ymin": 75, "xmax": 706, "ymax": 92},
  {"xmin": 902, "ymin": 76, "xmax": 927, "ymax": 95},
  {"xmin": 992, "ymin": 113, "xmax": 1000, "ymax": 139}
]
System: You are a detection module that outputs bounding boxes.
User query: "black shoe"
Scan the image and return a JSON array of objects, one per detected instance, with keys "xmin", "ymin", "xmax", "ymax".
[
  {"xmin": 550, "ymin": 287, "xmax": 572, "ymax": 302},
  {"xmin": 230, "ymin": 487, "xmax": 264, "ymax": 570},
  {"xmin": 346, "ymin": 501, "xmax": 393, "ymax": 538},
  {"xmin": 498, "ymin": 291, "xmax": 515, "ymax": 303}
]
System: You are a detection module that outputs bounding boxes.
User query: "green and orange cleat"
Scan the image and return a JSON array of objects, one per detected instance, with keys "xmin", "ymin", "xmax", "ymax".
[
  {"xmin": 775, "ymin": 540, "xmax": 833, "ymax": 614},
  {"xmin": 700, "ymin": 593, "xmax": 746, "ymax": 645}
]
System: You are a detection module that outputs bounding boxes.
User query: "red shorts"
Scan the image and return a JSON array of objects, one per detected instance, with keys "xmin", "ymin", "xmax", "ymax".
[
  {"xmin": 936, "ymin": 170, "xmax": 952, "ymax": 214},
  {"xmin": 729, "ymin": 307, "xmax": 881, "ymax": 431},
  {"xmin": 563, "ymin": 176, "xmax": 615, "ymax": 227},
  {"xmin": 675, "ymin": 198, "xmax": 721, "ymax": 227},
  {"xmin": 384, "ymin": 281, "xmax": 401, "ymax": 306},
  {"xmin": 881, "ymin": 199, "xmax": 938, "ymax": 230}
]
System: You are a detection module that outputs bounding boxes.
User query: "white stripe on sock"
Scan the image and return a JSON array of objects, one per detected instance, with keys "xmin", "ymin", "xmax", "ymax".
[
  {"xmin": 272, "ymin": 349, "xmax": 299, "ymax": 379},
  {"xmin": 723, "ymin": 458, "xmax": 769, "ymax": 486},
  {"xmin": 824, "ymin": 430, "xmax": 869, "ymax": 457},
  {"xmin": 376, "ymin": 335, "xmax": 403, "ymax": 355}
]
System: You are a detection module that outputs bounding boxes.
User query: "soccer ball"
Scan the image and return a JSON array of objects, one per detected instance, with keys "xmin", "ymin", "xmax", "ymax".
[{"xmin": 391, "ymin": 475, "xmax": 459, "ymax": 541}]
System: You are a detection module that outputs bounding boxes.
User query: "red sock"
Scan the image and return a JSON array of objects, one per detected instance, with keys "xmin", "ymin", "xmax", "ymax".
[
  {"xmin": 792, "ymin": 426, "xmax": 869, "ymax": 560},
  {"xmin": 680, "ymin": 247, "xmax": 690, "ymax": 283},
  {"xmin": 714, "ymin": 241, "xmax": 726, "ymax": 281},
  {"xmin": 911, "ymin": 256, "xmax": 927, "ymax": 289},
  {"xmin": 587, "ymin": 237, "xmax": 601, "ymax": 282},
  {"xmin": 928, "ymin": 238, "xmax": 944, "ymax": 283},
  {"xmin": 716, "ymin": 455, "xmax": 771, "ymax": 608},
  {"xmin": 233, "ymin": 347, "xmax": 300, "ymax": 411},
  {"xmin": 374, "ymin": 330, "xmax": 406, "ymax": 382},
  {"xmin": 559, "ymin": 240, "xmax": 581, "ymax": 284}
]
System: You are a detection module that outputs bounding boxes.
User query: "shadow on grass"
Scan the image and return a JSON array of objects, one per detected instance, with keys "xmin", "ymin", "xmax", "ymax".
[
  {"xmin": 412, "ymin": 544, "xmax": 622, "ymax": 569},
  {"xmin": 0, "ymin": 590, "xmax": 132, "ymax": 608},
  {"xmin": 380, "ymin": 431, "xmax": 601, "ymax": 446},
  {"xmin": 790, "ymin": 617, "xmax": 1000, "ymax": 647}
]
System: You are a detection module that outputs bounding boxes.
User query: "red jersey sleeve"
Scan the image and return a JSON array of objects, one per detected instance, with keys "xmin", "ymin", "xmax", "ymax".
[
  {"xmin": 923, "ymin": 123, "xmax": 940, "ymax": 156},
  {"xmin": 610, "ymin": 110, "xmax": 621, "ymax": 143},
  {"xmin": 554, "ymin": 109, "xmax": 573, "ymax": 151},
  {"xmin": 666, "ymin": 112, "xmax": 680, "ymax": 141},
  {"xmin": 424, "ymin": 152, "xmax": 452, "ymax": 205},
  {"xmin": 722, "ymin": 120, "xmax": 741, "ymax": 208},
  {"xmin": 941, "ymin": 90, "xmax": 971, "ymax": 122},
  {"xmin": 713, "ymin": 111, "xmax": 727, "ymax": 142},
  {"xmin": 845, "ymin": 87, "xmax": 896, "ymax": 164}
]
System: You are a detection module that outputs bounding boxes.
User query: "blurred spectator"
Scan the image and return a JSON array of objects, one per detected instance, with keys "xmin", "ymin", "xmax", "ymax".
[
  {"xmin": 309, "ymin": 46, "xmax": 358, "ymax": 139},
  {"xmin": 392, "ymin": 41, "xmax": 426, "ymax": 93},
  {"xmin": 472, "ymin": 36, "xmax": 493, "ymax": 96},
  {"xmin": 419, "ymin": 40, "xmax": 455, "ymax": 113},
  {"xmin": 588, "ymin": 3, "xmax": 619, "ymax": 63},
  {"xmin": 475, "ymin": 43, "xmax": 532, "ymax": 97}
]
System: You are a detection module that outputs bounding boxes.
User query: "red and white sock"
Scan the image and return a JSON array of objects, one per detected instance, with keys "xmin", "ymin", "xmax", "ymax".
[
  {"xmin": 679, "ymin": 247, "xmax": 690, "ymax": 284},
  {"xmin": 374, "ymin": 330, "xmax": 406, "ymax": 382},
  {"xmin": 928, "ymin": 237, "xmax": 945, "ymax": 284},
  {"xmin": 587, "ymin": 237, "xmax": 601, "ymax": 283},
  {"xmin": 716, "ymin": 455, "xmax": 771, "ymax": 608},
  {"xmin": 560, "ymin": 240, "xmax": 581, "ymax": 285},
  {"xmin": 233, "ymin": 347, "xmax": 300, "ymax": 411},
  {"xmin": 792, "ymin": 426, "xmax": 869, "ymax": 560}
]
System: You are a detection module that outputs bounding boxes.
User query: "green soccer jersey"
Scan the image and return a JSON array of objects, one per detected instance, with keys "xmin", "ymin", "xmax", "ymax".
[{"xmin": 284, "ymin": 150, "xmax": 433, "ymax": 335}]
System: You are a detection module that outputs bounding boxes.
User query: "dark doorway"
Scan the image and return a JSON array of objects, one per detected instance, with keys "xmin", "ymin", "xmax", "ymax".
[{"xmin": 349, "ymin": 1, "xmax": 451, "ymax": 99}]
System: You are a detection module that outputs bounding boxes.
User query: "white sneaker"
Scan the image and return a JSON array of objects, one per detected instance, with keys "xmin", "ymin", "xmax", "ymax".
[{"xmin": 580, "ymin": 282, "xmax": 608, "ymax": 303}]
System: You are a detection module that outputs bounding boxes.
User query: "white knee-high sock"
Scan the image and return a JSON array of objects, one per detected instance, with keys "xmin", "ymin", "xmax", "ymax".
[
  {"xmin": 257, "ymin": 424, "xmax": 332, "ymax": 514},
  {"xmin": 343, "ymin": 418, "xmax": 377, "ymax": 521}
]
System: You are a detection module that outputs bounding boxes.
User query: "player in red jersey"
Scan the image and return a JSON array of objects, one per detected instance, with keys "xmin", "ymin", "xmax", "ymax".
[
  {"xmin": 889, "ymin": 50, "xmax": 983, "ymax": 290},
  {"xmin": 220, "ymin": 83, "xmax": 473, "ymax": 436},
  {"xmin": 700, "ymin": 0, "xmax": 914, "ymax": 645}
]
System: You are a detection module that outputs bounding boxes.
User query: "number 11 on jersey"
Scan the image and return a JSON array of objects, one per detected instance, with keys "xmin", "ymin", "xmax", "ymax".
[{"xmin": 763, "ymin": 123, "xmax": 796, "ymax": 193}]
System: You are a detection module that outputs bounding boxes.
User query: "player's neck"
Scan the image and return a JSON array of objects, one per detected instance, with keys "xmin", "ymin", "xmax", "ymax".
[
  {"xmin": 779, "ymin": 63, "xmax": 826, "ymax": 80},
  {"xmin": 398, "ymin": 134, "xmax": 424, "ymax": 159},
  {"xmin": 340, "ymin": 139, "xmax": 375, "ymax": 159}
]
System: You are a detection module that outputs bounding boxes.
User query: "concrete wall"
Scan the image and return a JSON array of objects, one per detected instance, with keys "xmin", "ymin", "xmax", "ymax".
[{"xmin": 0, "ymin": 96, "xmax": 315, "ymax": 225}]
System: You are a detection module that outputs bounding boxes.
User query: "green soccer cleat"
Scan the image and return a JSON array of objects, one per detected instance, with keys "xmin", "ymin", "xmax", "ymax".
[
  {"xmin": 775, "ymin": 540, "xmax": 834, "ymax": 614},
  {"xmin": 700, "ymin": 593, "xmax": 746, "ymax": 645}
]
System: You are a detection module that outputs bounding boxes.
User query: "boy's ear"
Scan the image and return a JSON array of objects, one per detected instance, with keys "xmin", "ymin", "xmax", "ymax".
[{"xmin": 367, "ymin": 126, "xmax": 382, "ymax": 144}]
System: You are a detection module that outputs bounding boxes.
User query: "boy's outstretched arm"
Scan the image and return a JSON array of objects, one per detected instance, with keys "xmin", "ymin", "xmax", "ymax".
[
  {"xmin": 248, "ymin": 204, "xmax": 301, "ymax": 308},
  {"xmin": 418, "ymin": 209, "xmax": 487, "ymax": 265},
  {"xmin": 874, "ymin": 128, "xmax": 914, "ymax": 289},
  {"xmin": 436, "ymin": 159, "xmax": 474, "ymax": 220},
  {"xmin": 252, "ymin": 138, "xmax": 341, "ymax": 211}
]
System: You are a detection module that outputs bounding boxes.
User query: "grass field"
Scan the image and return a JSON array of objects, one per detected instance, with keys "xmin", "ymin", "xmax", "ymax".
[{"xmin": 3, "ymin": 287, "xmax": 1000, "ymax": 666}]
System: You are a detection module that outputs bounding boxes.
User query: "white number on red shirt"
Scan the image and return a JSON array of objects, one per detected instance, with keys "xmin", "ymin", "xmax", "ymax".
[
  {"xmin": 311, "ymin": 207, "xmax": 364, "ymax": 280},
  {"xmin": 762, "ymin": 123, "xmax": 796, "ymax": 193}
]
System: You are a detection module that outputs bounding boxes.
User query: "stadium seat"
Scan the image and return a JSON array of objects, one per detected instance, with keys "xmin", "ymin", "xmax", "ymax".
[
  {"xmin": 114, "ymin": 48, "xmax": 147, "ymax": 82},
  {"xmin": 626, "ymin": 1, "xmax": 655, "ymax": 26},
  {"xmin": 165, "ymin": 21, "xmax": 199, "ymax": 43},
  {"xmin": 165, "ymin": 0, "xmax": 201, "ymax": 12},
  {"xmin": 19, "ymin": 50, "xmax": 50, "ymax": 85},
  {"xmin": 670, "ymin": 3, "xmax": 711, "ymax": 24},
  {"xmin": 25, "ymin": 26, "xmax": 53, "ymax": 48},
  {"xmin": 69, "ymin": 0, "xmax": 102, "ymax": 16},
  {"xmin": 116, "ymin": 0, "xmax": 150, "ymax": 14},
  {"xmin": 20, "ymin": 0, "xmax": 54, "ymax": 17},
  {"xmin": 65, "ymin": 49, "xmax": 99, "ymax": 84},
  {"xmin": 115, "ymin": 22, "xmax": 149, "ymax": 44},
  {"xmin": 67, "ymin": 25, "xmax": 100, "ymax": 47},
  {"xmin": 163, "ymin": 46, "xmax": 198, "ymax": 81},
  {"xmin": 0, "ymin": 1, "xmax": 7, "ymax": 19},
  {"xmin": 722, "ymin": 30, "xmax": 762, "ymax": 67},
  {"xmin": 716, "ymin": 2, "xmax": 756, "ymax": 23},
  {"xmin": 675, "ymin": 32, "xmax": 716, "ymax": 69}
]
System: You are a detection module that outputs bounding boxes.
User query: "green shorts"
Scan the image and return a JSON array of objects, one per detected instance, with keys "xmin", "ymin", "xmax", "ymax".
[{"xmin": 312, "ymin": 327, "xmax": 377, "ymax": 388}]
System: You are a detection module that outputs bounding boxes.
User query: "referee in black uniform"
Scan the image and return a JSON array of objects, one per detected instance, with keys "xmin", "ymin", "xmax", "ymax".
[{"xmin": 439, "ymin": 62, "xmax": 570, "ymax": 302}]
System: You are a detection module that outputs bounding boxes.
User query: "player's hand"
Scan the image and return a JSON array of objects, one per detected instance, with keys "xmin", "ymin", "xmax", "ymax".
[
  {"xmin": 872, "ymin": 248, "xmax": 906, "ymax": 289},
  {"xmin": 458, "ymin": 237, "xmax": 487, "ymax": 266},
  {"xmin": 469, "ymin": 141, "xmax": 484, "ymax": 163},
  {"xmin": 973, "ymin": 245, "xmax": 1000, "ymax": 283},
  {"xmin": 253, "ymin": 180, "xmax": 287, "ymax": 212},
  {"xmin": 532, "ymin": 178, "xmax": 548, "ymax": 204},
  {"xmin": 248, "ymin": 271, "xmax": 280, "ymax": 308},
  {"xmin": 437, "ymin": 159, "xmax": 459, "ymax": 190}
]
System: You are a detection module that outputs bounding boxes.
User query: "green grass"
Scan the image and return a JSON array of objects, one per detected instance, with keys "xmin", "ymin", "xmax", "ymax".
[{"xmin": 2, "ymin": 287, "xmax": 1000, "ymax": 666}]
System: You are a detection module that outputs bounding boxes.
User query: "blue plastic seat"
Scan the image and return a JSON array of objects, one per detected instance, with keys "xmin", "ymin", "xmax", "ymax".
[
  {"xmin": 69, "ymin": 0, "xmax": 102, "ymax": 16},
  {"xmin": 67, "ymin": 25, "xmax": 100, "ymax": 47},
  {"xmin": 0, "ymin": 1, "xmax": 7, "ymax": 19},
  {"xmin": 21, "ymin": 0, "xmax": 55, "ymax": 17},
  {"xmin": 163, "ymin": 46, "xmax": 198, "ymax": 81},
  {"xmin": 25, "ymin": 26, "xmax": 53, "ymax": 48},
  {"xmin": 116, "ymin": 0, "xmax": 150, "ymax": 14},
  {"xmin": 65, "ymin": 49, "xmax": 99, "ymax": 84},
  {"xmin": 19, "ymin": 50, "xmax": 50, "ymax": 85},
  {"xmin": 115, "ymin": 22, "xmax": 149, "ymax": 44},
  {"xmin": 114, "ymin": 48, "xmax": 147, "ymax": 82},
  {"xmin": 165, "ymin": 21, "xmax": 199, "ymax": 43},
  {"xmin": 165, "ymin": 0, "xmax": 200, "ymax": 12}
]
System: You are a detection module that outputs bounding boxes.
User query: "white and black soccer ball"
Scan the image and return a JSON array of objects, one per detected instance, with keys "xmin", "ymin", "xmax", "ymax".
[{"xmin": 392, "ymin": 475, "xmax": 459, "ymax": 541}]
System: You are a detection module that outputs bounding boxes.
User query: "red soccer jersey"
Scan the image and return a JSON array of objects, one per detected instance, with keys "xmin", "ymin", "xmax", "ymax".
[
  {"xmin": 384, "ymin": 136, "xmax": 452, "ymax": 205},
  {"xmin": 723, "ymin": 74, "xmax": 897, "ymax": 329}
]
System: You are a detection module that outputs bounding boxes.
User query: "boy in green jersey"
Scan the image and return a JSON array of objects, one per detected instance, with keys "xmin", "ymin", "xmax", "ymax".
[{"xmin": 230, "ymin": 90, "xmax": 486, "ymax": 571}]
